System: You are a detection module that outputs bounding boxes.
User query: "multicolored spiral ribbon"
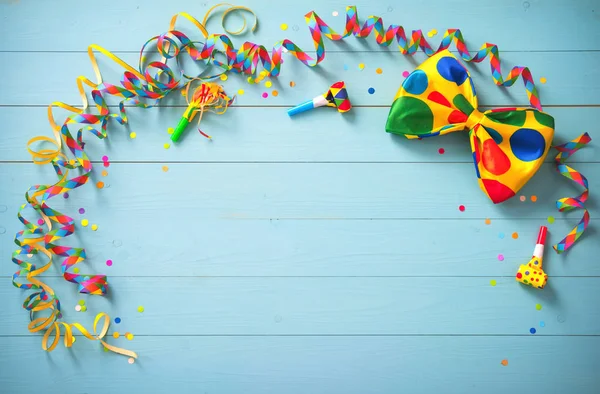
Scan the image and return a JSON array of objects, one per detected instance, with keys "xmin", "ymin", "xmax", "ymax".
[
  {"xmin": 12, "ymin": 3, "xmax": 550, "ymax": 356},
  {"xmin": 552, "ymin": 133, "xmax": 592, "ymax": 253}
]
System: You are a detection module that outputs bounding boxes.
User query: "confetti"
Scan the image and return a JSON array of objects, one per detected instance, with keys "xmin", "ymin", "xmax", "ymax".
[
  {"xmin": 402, "ymin": 71, "xmax": 410, "ymax": 78},
  {"xmin": 540, "ymin": 77, "xmax": 547, "ymax": 84},
  {"xmin": 37, "ymin": 218, "xmax": 44, "ymax": 225},
  {"xmin": 96, "ymin": 181, "xmax": 104, "ymax": 189},
  {"xmin": 535, "ymin": 303, "xmax": 542, "ymax": 311},
  {"xmin": 113, "ymin": 332, "xmax": 120, "ymax": 339},
  {"xmin": 332, "ymin": 10, "xmax": 339, "ymax": 16},
  {"xmin": 126, "ymin": 333, "xmax": 134, "ymax": 340},
  {"xmin": 101, "ymin": 170, "xmax": 108, "ymax": 176},
  {"xmin": 162, "ymin": 166, "xmax": 169, "ymax": 172},
  {"xmin": 128, "ymin": 357, "xmax": 135, "ymax": 364},
  {"xmin": 265, "ymin": 80, "xmax": 272, "ymax": 88},
  {"xmin": 343, "ymin": 64, "xmax": 349, "ymax": 71},
  {"xmin": 102, "ymin": 155, "xmax": 109, "ymax": 162},
  {"xmin": 272, "ymin": 90, "xmax": 279, "ymax": 96},
  {"xmin": 519, "ymin": 195, "xmax": 526, "ymax": 202},
  {"xmin": 262, "ymin": 92, "xmax": 268, "ymax": 98},
  {"xmin": 498, "ymin": 232, "xmax": 505, "ymax": 239},
  {"xmin": 78, "ymin": 300, "xmax": 85, "ymax": 306},
  {"xmin": 129, "ymin": 132, "xmax": 137, "ymax": 139},
  {"xmin": 530, "ymin": 327, "xmax": 536, "ymax": 334},
  {"xmin": 501, "ymin": 359, "xmax": 508, "ymax": 366},
  {"xmin": 512, "ymin": 232, "xmax": 518, "ymax": 239},
  {"xmin": 181, "ymin": 90, "xmax": 187, "ymax": 96},
  {"xmin": 163, "ymin": 143, "xmax": 170, "ymax": 149},
  {"xmin": 497, "ymin": 254, "xmax": 504, "ymax": 261},
  {"xmin": 138, "ymin": 306, "xmax": 144, "ymax": 313},
  {"xmin": 63, "ymin": 192, "xmax": 69, "ymax": 198},
  {"xmin": 219, "ymin": 73, "xmax": 228, "ymax": 81},
  {"xmin": 547, "ymin": 216, "xmax": 555, "ymax": 224},
  {"xmin": 484, "ymin": 218, "xmax": 491, "ymax": 225},
  {"xmin": 75, "ymin": 305, "xmax": 82, "ymax": 312},
  {"xmin": 115, "ymin": 317, "xmax": 121, "ymax": 324},
  {"xmin": 458, "ymin": 205, "xmax": 465, "ymax": 212},
  {"xmin": 368, "ymin": 87, "xmax": 375, "ymax": 94},
  {"xmin": 358, "ymin": 63, "xmax": 365, "ymax": 70},
  {"xmin": 167, "ymin": 128, "xmax": 174, "ymax": 135},
  {"xmin": 106, "ymin": 259, "xmax": 113, "ymax": 266},
  {"xmin": 91, "ymin": 224, "xmax": 98, "ymax": 231},
  {"xmin": 103, "ymin": 161, "xmax": 110, "ymax": 168},
  {"xmin": 438, "ymin": 148, "xmax": 445, "ymax": 154},
  {"xmin": 289, "ymin": 81, "xmax": 296, "ymax": 87},
  {"xmin": 81, "ymin": 305, "xmax": 87, "ymax": 312},
  {"xmin": 490, "ymin": 279, "xmax": 497, "ymax": 286},
  {"xmin": 540, "ymin": 321, "xmax": 545, "ymax": 327},
  {"xmin": 237, "ymin": 89, "xmax": 245, "ymax": 95},
  {"xmin": 280, "ymin": 23, "xmax": 288, "ymax": 31},
  {"xmin": 81, "ymin": 219, "xmax": 89, "ymax": 227},
  {"xmin": 376, "ymin": 68, "xmax": 383, "ymax": 74},
  {"xmin": 73, "ymin": 267, "xmax": 80, "ymax": 274},
  {"xmin": 531, "ymin": 195, "xmax": 537, "ymax": 202}
]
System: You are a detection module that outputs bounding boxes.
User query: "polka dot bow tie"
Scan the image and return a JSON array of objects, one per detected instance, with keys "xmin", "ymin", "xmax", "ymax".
[{"xmin": 385, "ymin": 50, "xmax": 555, "ymax": 204}]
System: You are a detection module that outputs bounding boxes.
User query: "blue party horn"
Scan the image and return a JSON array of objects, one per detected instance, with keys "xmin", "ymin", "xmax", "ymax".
[{"xmin": 287, "ymin": 81, "xmax": 351, "ymax": 116}]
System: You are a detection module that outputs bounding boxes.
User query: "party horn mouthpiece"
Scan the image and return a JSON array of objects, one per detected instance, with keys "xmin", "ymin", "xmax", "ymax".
[
  {"xmin": 287, "ymin": 81, "xmax": 351, "ymax": 116},
  {"xmin": 516, "ymin": 226, "xmax": 548, "ymax": 289}
]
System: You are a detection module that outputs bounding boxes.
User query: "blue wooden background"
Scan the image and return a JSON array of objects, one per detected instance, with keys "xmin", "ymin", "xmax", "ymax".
[{"xmin": 0, "ymin": 0, "xmax": 599, "ymax": 393}]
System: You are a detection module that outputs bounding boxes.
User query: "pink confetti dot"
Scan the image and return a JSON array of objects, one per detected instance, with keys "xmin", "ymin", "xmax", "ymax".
[
  {"xmin": 498, "ymin": 254, "xmax": 504, "ymax": 261},
  {"xmin": 262, "ymin": 92, "xmax": 268, "ymax": 98},
  {"xmin": 37, "ymin": 218, "xmax": 44, "ymax": 225},
  {"xmin": 402, "ymin": 71, "xmax": 410, "ymax": 78},
  {"xmin": 458, "ymin": 205, "xmax": 465, "ymax": 212},
  {"xmin": 106, "ymin": 259, "xmax": 113, "ymax": 266},
  {"xmin": 519, "ymin": 195, "xmax": 526, "ymax": 202},
  {"xmin": 438, "ymin": 148, "xmax": 445, "ymax": 154},
  {"xmin": 102, "ymin": 155, "xmax": 109, "ymax": 162},
  {"xmin": 79, "ymin": 208, "xmax": 85, "ymax": 214}
]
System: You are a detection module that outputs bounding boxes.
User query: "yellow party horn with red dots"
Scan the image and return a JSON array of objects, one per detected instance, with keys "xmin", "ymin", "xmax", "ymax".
[{"xmin": 515, "ymin": 226, "xmax": 548, "ymax": 289}]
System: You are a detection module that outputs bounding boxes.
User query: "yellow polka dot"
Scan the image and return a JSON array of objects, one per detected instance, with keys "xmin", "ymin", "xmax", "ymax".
[
  {"xmin": 376, "ymin": 68, "xmax": 383, "ymax": 74},
  {"xmin": 265, "ymin": 80, "xmax": 272, "ymax": 88},
  {"xmin": 167, "ymin": 128, "xmax": 174, "ymax": 135},
  {"xmin": 540, "ymin": 77, "xmax": 547, "ymax": 84},
  {"xmin": 101, "ymin": 170, "xmax": 108, "ymax": 177},
  {"xmin": 91, "ymin": 224, "xmax": 98, "ymax": 231},
  {"xmin": 237, "ymin": 89, "xmax": 245, "ymax": 95},
  {"xmin": 272, "ymin": 90, "xmax": 279, "ymax": 97},
  {"xmin": 164, "ymin": 143, "xmax": 170, "ymax": 149},
  {"xmin": 130, "ymin": 132, "xmax": 137, "ymax": 139},
  {"xmin": 280, "ymin": 23, "xmax": 288, "ymax": 31},
  {"xmin": 220, "ymin": 74, "xmax": 228, "ymax": 81},
  {"xmin": 162, "ymin": 166, "xmax": 169, "ymax": 172},
  {"xmin": 126, "ymin": 333, "xmax": 134, "ymax": 340},
  {"xmin": 358, "ymin": 63, "xmax": 365, "ymax": 70},
  {"xmin": 81, "ymin": 219, "xmax": 89, "ymax": 227},
  {"xmin": 113, "ymin": 332, "xmax": 120, "ymax": 339}
]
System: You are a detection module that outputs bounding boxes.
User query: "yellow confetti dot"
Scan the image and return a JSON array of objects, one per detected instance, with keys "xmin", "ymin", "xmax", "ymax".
[
  {"xmin": 540, "ymin": 77, "xmax": 547, "ymax": 84},
  {"xmin": 376, "ymin": 68, "xmax": 383, "ymax": 74},
  {"xmin": 138, "ymin": 306, "xmax": 144, "ymax": 313},
  {"xmin": 126, "ymin": 333, "xmax": 134, "ymax": 340},
  {"xmin": 181, "ymin": 90, "xmax": 187, "ymax": 96},
  {"xmin": 167, "ymin": 128, "xmax": 174, "ymax": 135},
  {"xmin": 162, "ymin": 166, "xmax": 169, "ymax": 172},
  {"xmin": 547, "ymin": 216, "xmax": 555, "ymax": 224},
  {"xmin": 130, "ymin": 132, "xmax": 137, "ymax": 139},
  {"xmin": 535, "ymin": 303, "xmax": 542, "ymax": 310},
  {"xmin": 531, "ymin": 195, "xmax": 537, "ymax": 202},
  {"xmin": 81, "ymin": 305, "xmax": 87, "ymax": 312},
  {"xmin": 69, "ymin": 159, "xmax": 75, "ymax": 166},
  {"xmin": 490, "ymin": 279, "xmax": 497, "ymax": 286},
  {"xmin": 259, "ymin": 70, "xmax": 268, "ymax": 77},
  {"xmin": 113, "ymin": 332, "xmax": 120, "ymax": 339},
  {"xmin": 280, "ymin": 23, "xmax": 288, "ymax": 31},
  {"xmin": 272, "ymin": 90, "xmax": 279, "ymax": 97},
  {"xmin": 164, "ymin": 143, "xmax": 170, "ymax": 149},
  {"xmin": 220, "ymin": 73, "xmax": 228, "ymax": 81},
  {"xmin": 73, "ymin": 267, "xmax": 80, "ymax": 273},
  {"xmin": 81, "ymin": 219, "xmax": 89, "ymax": 227},
  {"xmin": 101, "ymin": 170, "xmax": 108, "ymax": 177},
  {"xmin": 247, "ymin": 77, "xmax": 255, "ymax": 84},
  {"xmin": 265, "ymin": 80, "xmax": 272, "ymax": 88},
  {"xmin": 484, "ymin": 218, "xmax": 491, "ymax": 225},
  {"xmin": 237, "ymin": 89, "xmax": 245, "ymax": 95},
  {"xmin": 91, "ymin": 224, "xmax": 98, "ymax": 231},
  {"xmin": 78, "ymin": 300, "xmax": 85, "ymax": 306},
  {"xmin": 289, "ymin": 81, "xmax": 296, "ymax": 87},
  {"xmin": 128, "ymin": 357, "xmax": 135, "ymax": 364},
  {"xmin": 358, "ymin": 63, "xmax": 365, "ymax": 70},
  {"xmin": 96, "ymin": 181, "xmax": 104, "ymax": 189},
  {"xmin": 512, "ymin": 232, "xmax": 519, "ymax": 239}
]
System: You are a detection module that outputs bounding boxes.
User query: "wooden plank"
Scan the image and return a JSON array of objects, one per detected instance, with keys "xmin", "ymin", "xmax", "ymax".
[
  {"xmin": 1, "ymin": 51, "xmax": 599, "ymax": 106},
  {"xmin": 2, "ymin": 217, "xmax": 597, "ymax": 278},
  {"xmin": 0, "ymin": 336, "xmax": 598, "ymax": 394},
  {"xmin": 2, "ymin": 277, "xmax": 600, "ymax": 335},
  {"xmin": 1, "ymin": 0, "xmax": 599, "ymax": 52},
  {"xmin": 1, "ymin": 107, "xmax": 598, "ymax": 163},
  {"xmin": 0, "ymin": 162, "xmax": 596, "ymax": 220}
]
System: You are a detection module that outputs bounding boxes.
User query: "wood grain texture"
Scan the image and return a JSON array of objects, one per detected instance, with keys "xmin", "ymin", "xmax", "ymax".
[{"xmin": 0, "ymin": 0, "xmax": 598, "ymax": 393}]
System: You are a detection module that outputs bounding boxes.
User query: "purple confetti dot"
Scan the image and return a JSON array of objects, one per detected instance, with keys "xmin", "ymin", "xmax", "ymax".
[
  {"xmin": 63, "ymin": 193, "xmax": 69, "ymax": 199},
  {"xmin": 37, "ymin": 218, "xmax": 44, "ymax": 225},
  {"xmin": 79, "ymin": 208, "xmax": 85, "ymax": 214},
  {"xmin": 57, "ymin": 313, "xmax": 63, "ymax": 319},
  {"xmin": 106, "ymin": 259, "xmax": 113, "ymax": 266}
]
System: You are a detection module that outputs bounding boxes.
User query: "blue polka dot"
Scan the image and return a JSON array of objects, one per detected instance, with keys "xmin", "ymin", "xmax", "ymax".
[
  {"xmin": 436, "ymin": 56, "xmax": 468, "ymax": 85},
  {"xmin": 114, "ymin": 317, "xmax": 121, "ymax": 324},
  {"xmin": 510, "ymin": 128, "xmax": 546, "ymax": 161},
  {"xmin": 368, "ymin": 87, "xmax": 375, "ymax": 94},
  {"xmin": 484, "ymin": 126, "xmax": 503, "ymax": 144},
  {"xmin": 402, "ymin": 69, "xmax": 428, "ymax": 95},
  {"xmin": 530, "ymin": 327, "xmax": 536, "ymax": 334}
]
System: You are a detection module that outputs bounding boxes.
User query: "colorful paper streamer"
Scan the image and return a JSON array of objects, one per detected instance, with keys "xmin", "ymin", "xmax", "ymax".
[{"xmin": 552, "ymin": 133, "xmax": 592, "ymax": 253}]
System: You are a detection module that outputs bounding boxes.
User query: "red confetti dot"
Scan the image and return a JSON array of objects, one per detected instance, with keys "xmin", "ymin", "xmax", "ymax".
[
  {"xmin": 438, "ymin": 148, "xmax": 445, "ymax": 154},
  {"xmin": 103, "ymin": 161, "xmax": 110, "ymax": 168},
  {"xmin": 459, "ymin": 205, "xmax": 465, "ymax": 212}
]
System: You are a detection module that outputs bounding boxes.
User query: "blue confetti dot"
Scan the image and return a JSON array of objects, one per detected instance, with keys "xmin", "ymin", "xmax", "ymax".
[
  {"xmin": 402, "ymin": 69, "xmax": 428, "ymax": 95},
  {"xmin": 540, "ymin": 321, "xmax": 545, "ymax": 327},
  {"xmin": 115, "ymin": 317, "xmax": 121, "ymax": 324},
  {"xmin": 509, "ymin": 128, "xmax": 546, "ymax": 161},
  {"xmin": 368, "ymin": 87, "xmax": 375, "ymax": 94},
  {"xmin": 343, "ymin": 64, "xmax": 349, "ymax": 71},
  {"xmin": 498, "ymin": 232, "xmax": 505, "ymax": 239},
  {"xmin": 436, "ymin": 56, "xmax": 468, "ymax": 85},
  {"xmin": 530, "ymin": 327, "xmax": 536, "ymax": 334}
]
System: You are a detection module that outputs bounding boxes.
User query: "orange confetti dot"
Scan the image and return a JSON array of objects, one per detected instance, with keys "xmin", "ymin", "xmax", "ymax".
[
  {"xmin": 113, "ymin": 332, "xmax": 120, "ymax": 339},
  {"xmin": 501, "ymin": 359, "xmax": 508, "ymax": 366},
  {"xmin": 162, "ymin": 166, "xmax": 169, "ymax": 172},
  {"xmin": 272, "ymin": 90, "xmax": 279, "ymax": 96},
  {"xmin": 512, "ymin": 232, "xmax": 519, "ymax": 239},
  {"xmin": 96, "ymin": 181, "xmax": 104, "ymax": 189},
  {"xmin": 484, "ymin": 218, "xmax": 491, "ymax": 225},
  {"xmin": 289, "ymin": 81, "xmax": 295, "ymax": 87},
  {"xmin": 101, "ymin": 170, "xmax": 108, "ymax": 177},
  {"xmin": 540, "ymin": 77, "xmax": 547, "ymax": 84},
  {"xmin": 376, "ymin": 68, "xmax": 383, "ymax": 74},
  {"xmin": 531, "ymin": 195, "xmax": 537, "ymax": 202}
]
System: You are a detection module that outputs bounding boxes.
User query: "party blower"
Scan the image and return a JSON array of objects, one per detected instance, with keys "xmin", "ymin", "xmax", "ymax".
[
  {"xmin": 515, "ymin": 226, "xmax": 549, "ymax": 289},
  {"xmin": 287, "ymin": 81, "xmax": 351, "ymax": 116}
]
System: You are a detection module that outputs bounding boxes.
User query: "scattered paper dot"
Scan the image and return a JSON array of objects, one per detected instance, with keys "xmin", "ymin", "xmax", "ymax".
[
  {"xmin": 540, "ymin": 77, "xmax": 547, "ymax": 84},
  {"xmin": 262, "ymin": 92, "xmax": 268, "ymax": 98},
  {"xmin": 458, "ymin": 205, "xmax": 465, "ymax": 212},
  {"xmin": 63, "ymin": 193, "xmax": 69, "ymax": 199},
  {"xmin": 237, "ymin": 89, "xmax": 245, "ymax": 95},
  {"xmin": 540, "ymin": 321, "xmax": 545, "ymax": 327},
  {"xmin": 485, "ymin": 218, "xmax": 491, "ymax": 225},
  {"xmin": 512, "ymin": 232, "xmax": 518, "ymax": 239},
  {"xmin": 104, "ymin": 346, "xmax": 109, "ymax": 352},
  {"xmin": 358, "ymin": 63, "xmax": 365, "ymax": 70},
  {"xmin": 376, "ymin": 68, "xmax": 383, "ymax": 74},
  {"xmin": 167, "ymin": 128, "xmax": 174, "ymax": 135},
  {"xmin": 535, "ymin": 303, "xmax": 542, "ymax": 311},
  {"xmin": 343, "ymin": 64, "xmax": 349, "ymax": 71},
  {"xmin": 138, "ymin": 306, "xmax": 144, "ymax": 313},
  {"xmin": 73, "ymin": 267, "xmax": 80, "ymax": 273},
  {"xmin": 37, "ymin": 218, "xmax": 44, "ymax": 225},
  {"xmin": 96, "ymin": 181, "xmax": 104, "ymax": 189},
  {"xmin": 102, "ymin": 155, "xmax": 109, "ymax": 162},
  {"xmin": 113, "ymin": 332, "xmax": 120, "ymax": 339},
  {"xmin": 531, "ymin": 195, "xmax": 537, "ymax": 202},
  {"xmin": 530, "ymin": 327, "xmax": 536, "ymax": 334},
  {"xmin": 332, "ymin": 10, "xmax": 339, "ymax": 16},
  {"xmin": 498, "ymin": 254, "xmax": 504, "ymax": 261},
  {"xmin": 162, "ymin": 166, "xmax": 169, "ymax": 172},
  {"xmin": 81, "ymin": 219, "xmax": 89, "ymax": 227},
  {"xmin": 115, "ymin": 317, "xmax": 121, "ymax": 324},
  {"xmin": 368, "ymin": 87, "xmax": 375, "ymax": 94},
  {"xmin": 265, "ymin": 81, "xmax": 272, "ymax": 88},
  {"xmin": 501, "ymin": 359, "xmax": 508, "ymax": 366},
  {"xmin": 272, "ymin": 90, "xmax": 279, "ymax": 97},
  {"xmin": 81, "ymin": 305, "xmax": 87, "ymax": 312},
  {"xmin": 402, "ymin": 71, "xmax": 410, "ymax": 78},
  {"xmin": 280, "ymin": 23, "xmax": 288, "ymax": 31},
  {"xmin": 289, "ymin": 81, "xmax": 295, "ymax": 87},
  {"xmin": 91, "ymin": 224, "xmax": 98, "ymax": 231},
  {"xmin": 101, "ymin": 170, "xmax": 108, "ymax": 177},
  {"xmin": 247, "ymin": 77, "xmax": 254, "ymax": 84},
  {"xmin": 106, "ymin": 259, "xmax": 113, "ymax": 267},
  {"xmin": 129, "ymin": 132, "xmax": 137, "ymax": 139},
  {"xmin": 126, "ymin": 333, "xmax": 134, "ymax": 340},
  {"xmin": 519, "ymin": 195, "xmax": 526, "ymax": 202},
  {"xmin": 438, "ymin": 148, "xmax": 445, "ymax": 154},
  {"xmin": 498, "ymin": 232, "xmax": 505, "ymax": 239},
  {"xmin": 103, "ymin": 161, "xmax": 110, "ymax": 168},
  {"xmin": 219, "ymin": 73, "xmax": 228, "ymax": 81},
  {"xmin": 164, "ymin": 143, "xmax": 170, "ymax": 149},
  {"xmin": 128, "ymin": 357, "xmax": 135, "ymax": 364},
  {"xmin": 75, "ymin": 305, "xmax": 82, "ymax": 312},
  {"xmin": 181, "ymin": 90, "xmax": 187, "ymax": 96},
  {"xmin": 78, "ymin": 300, "xmax": 85, "ymax": 306},
  {"xmin": 490, "ymin": 279, "xmax": 497, "ymax": 286},
  {"xmin": 547, "ymin": 216, "xmax": 555, "ymax": 224},
  {"xmin": 427, "ymin": 28, "xmax": 438, "ymax": 37}
]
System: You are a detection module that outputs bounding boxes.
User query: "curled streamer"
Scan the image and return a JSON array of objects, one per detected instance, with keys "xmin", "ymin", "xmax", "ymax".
[
  {"xmin": 552, "ymin": 133, "xmax": 592, "ymax": 253},
  {"xmin": 13, "ymin": 4, "xmax": 543, "ymax": 355}
]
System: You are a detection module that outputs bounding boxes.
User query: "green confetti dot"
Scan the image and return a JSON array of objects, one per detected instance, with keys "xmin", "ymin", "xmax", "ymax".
[
  {"xmin": 547, "ymin": 216, "xmax": 555, "ymax": 224},
  {"xmin": 490, "ymin": 279, "xmax": 497, "ymax": 287},
  {"xmin": 78, "ymin": 299, "xmax": 85, "ymax": 306},
  {"xmin": 81, "ymin": 305, "xmax": 87, "ymax": 312},
  {"xmin": 536, "ymin": 303, "xmax": 542, "ymax": 311}
]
